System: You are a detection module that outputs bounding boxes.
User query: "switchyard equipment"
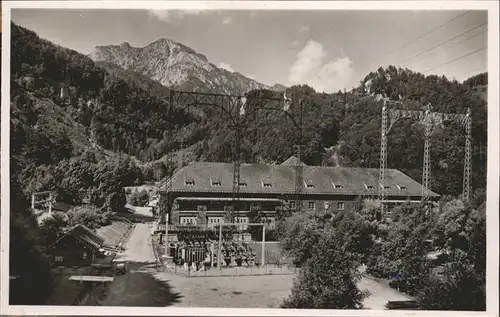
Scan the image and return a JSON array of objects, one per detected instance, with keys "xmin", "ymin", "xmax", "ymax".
[{"xmin": 379, "ymin": 96, "xmax": 472, "ymax": 214}]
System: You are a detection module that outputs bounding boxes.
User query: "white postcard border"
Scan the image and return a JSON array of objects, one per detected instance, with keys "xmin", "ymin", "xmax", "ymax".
[{"xmin": 1, "ymin": 1, "xmax": 498, "ymax": 316}]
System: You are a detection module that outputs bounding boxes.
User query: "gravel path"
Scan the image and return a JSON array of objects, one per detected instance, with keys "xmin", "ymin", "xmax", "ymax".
[{"xmin": 113, "ymin": 223, "xmax": 156, "ymax": 264}]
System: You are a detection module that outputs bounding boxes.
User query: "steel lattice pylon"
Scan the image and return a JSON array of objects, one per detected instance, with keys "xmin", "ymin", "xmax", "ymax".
[
  {"xmin": 378, "ymin": 96, "xmax": 472, "ymax": 213},
  {"xmin": 378, "ymin": 102, "xmax": 388, "ymax": 215},
  {"xmin": 422, "ymin": 105, "xmax": 433, "ymax": 200},
  {"xmin": 293, "ymin": 99, "xmax": 305, "ymax": 213},
  {"xmin": 231, "ymin": 126, "xmax": 242, "ymax": 222},
  {"xmin": 463, "ymin": 108, "xmax": 472, "ymax": 202},
  {"xmin": 294, "ymin": 144, "xmax": 304, "ymax": 212}
]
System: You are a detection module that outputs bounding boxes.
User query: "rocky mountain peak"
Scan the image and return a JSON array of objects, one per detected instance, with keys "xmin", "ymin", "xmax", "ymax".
[{"xmin": 89, "ymin": 37, "xmax": 286, "ymax": 95}]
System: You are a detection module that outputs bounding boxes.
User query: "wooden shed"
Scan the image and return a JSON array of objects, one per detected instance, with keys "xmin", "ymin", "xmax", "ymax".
[{"xmin": 47, "ymin": 224, "xmax": 105, "ymax": 267}]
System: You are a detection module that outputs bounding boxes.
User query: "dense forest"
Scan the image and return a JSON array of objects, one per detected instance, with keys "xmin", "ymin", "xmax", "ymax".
[
  {"xmin": 277, "ymin": 198, "xmax": 486, "ymax": 310},
  {"xmin": 11, "ymin": 22, "xmax": 487, "ymax": 203},
  {"xmin": 8, "ymin": 22, "xmax": 488, "ymax": 306}
]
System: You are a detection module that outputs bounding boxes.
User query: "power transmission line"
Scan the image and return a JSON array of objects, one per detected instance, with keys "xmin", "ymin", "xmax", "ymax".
[
  {"xmin": 364, "ymin": 11, "xmax": 471, "ymax": 70},
  {"xmin": 399, "ymin": 22, "xmax": 487, "ymax": 65},
  {"xmin": 423, "ymin": 46, "xmax": 487, "ymax": 74}
]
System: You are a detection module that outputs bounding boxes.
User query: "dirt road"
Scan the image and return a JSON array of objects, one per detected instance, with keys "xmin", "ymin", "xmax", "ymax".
[
  {"xmin": 95, "ymin": 222, "xmax": 183, "ymax": 306},
  {"xmin": 114, "ymin": 223, "xmax": 156, "ymax": 264}
]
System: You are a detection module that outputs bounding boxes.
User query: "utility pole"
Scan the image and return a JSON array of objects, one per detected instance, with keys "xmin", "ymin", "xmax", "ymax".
[
  {"xmin": 261, "ymin": 225, "xmax": 266, "ymax": 268},
  {"xmin": 218, "ymin": 222, "xmax": 223, "ymax": 269},
  {"xmin": 48, "ymin": 192, "xmax": 52, "ymax": 215},
  {"xmin": 163, "ymin": 172, "xmax": 173, "ymax": 263},
  {"xmin": 162, "ymin": 92, "xmax": 175, "ymax": 264},
  {"xmin": 164, "ymin": 212, "xmax": 170, "ymax": 258}
]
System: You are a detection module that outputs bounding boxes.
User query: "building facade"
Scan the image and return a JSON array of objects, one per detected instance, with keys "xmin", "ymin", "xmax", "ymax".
[
  {"xmin": 47, "ymin": 224, "xmax": 105, "ymax": 267},
  {"xmin": 158, "ymin": 156, "xmax": 440, "ymax": 234}
]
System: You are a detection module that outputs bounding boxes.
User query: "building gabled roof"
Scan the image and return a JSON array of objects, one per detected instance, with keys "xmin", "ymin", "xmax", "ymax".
[
  {"xmin": 160, "ymin": 159, "xmax": 439, "ymax": 198},
  {"xmin": 48, "ymin": 224, "xmax": 105, "ymax": 250}
]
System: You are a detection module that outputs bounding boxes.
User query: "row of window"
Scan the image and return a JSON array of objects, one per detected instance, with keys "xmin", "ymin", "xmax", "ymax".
[
  {"xmin": 184, "ymin": 178, "xmax": 408, "ymax": 191},
  {"xmin": 179, "ymin": 216, "xmax": 275, "ymax": 226},
  {"xmin": 53, "ymin": 252, "xmax": 88, "ymax": 263},
  {"xmin": 288, "ymin": 201, "xmax": 345, "ymax": 211},
  {"xmin": 210, "ymin": 180, "xmax": 250, "ymax": 187},
  {"xmin": 180, "ymin": 216, "xmax": 225, "ymax": 225},
  {"xmin": 184, "ymin": 201, "xmax": 345, "ymax": 213},
  {"xmin": 179, "ymin": 202, "xmax": 344, "ymax": 224},
  {"xmin": 181, "ymin": 204, "xmax": 279, "ymax": 213},
  {"xmin": 308, "ymin": 201, "xmax": 344, "ymax": 211}
]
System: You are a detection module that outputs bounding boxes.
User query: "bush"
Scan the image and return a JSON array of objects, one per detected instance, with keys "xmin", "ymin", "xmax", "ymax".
[
  {"xmin": 10, "ymin": 212, "xmax": 55, "ymax": 304},
  {"xmin": 128, "ymin": 189, "xmax": 150, "ymax": 206},
  {"xmin": 416, "ymin": 251, "xmax": 485, "ymax": 310},
  {"xmin": 281, "ymin": 230, "xmax": 368, "ymax": 309},
  {"xmin": 66, "ymin": 207, "xmax": 110, "ymax": 229}
]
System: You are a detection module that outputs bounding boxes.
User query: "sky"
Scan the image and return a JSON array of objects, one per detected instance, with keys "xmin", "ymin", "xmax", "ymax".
[{"xmin": 11, "ymin": 8, "xmax": 488, "ymax": 93}]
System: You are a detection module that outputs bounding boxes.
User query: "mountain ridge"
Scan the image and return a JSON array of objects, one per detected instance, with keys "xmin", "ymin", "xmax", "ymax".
[{"xmin": 89, "ymin": 38, "xmax": 287, "ymax": 95}]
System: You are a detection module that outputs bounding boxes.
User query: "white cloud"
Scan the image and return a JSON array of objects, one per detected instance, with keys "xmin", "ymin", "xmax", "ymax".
[
  {"xmin": 291, "ymin": 40, "xmax": 300, "ymax": 47},
  {"xmin": 222, "ymin": 16, "xmax": 233, "ymax": 25},
  {"xmin": 148, "ymin": 9, "xmax": 207, "ymax": 23},
  {"xmin": 298, "ymin": 25, "xmax": 310, "ymax": 34},
  {"xmin": 219, "ymin": 62, "xmax": 234, "ymax": 72},
  {"xmin": 288, "ymin": 40, "xmax": 357, "ymax": 93}
]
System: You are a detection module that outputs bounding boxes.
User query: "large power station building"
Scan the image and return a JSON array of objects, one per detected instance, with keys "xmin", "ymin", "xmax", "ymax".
[{"xmin": 158, "ymin": 156, "xmax": 439, "ymax": 233}]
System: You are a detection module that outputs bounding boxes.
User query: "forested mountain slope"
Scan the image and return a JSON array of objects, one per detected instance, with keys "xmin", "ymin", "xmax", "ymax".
[{"xmin": 11, "ymin": 22, "xmax": 487, "ymax": 205}]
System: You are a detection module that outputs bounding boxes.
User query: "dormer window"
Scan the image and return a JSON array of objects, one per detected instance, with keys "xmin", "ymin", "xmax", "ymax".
[
  {"xmin": 185, "ymin": 178, "xmax": 195, "ymax": 186},
  {"xmin": 211, "ymin": 178, "xmax": 221, "ymax": 186},
  {"xmin": 304, "ymin": 180, "xmax": 315, "ymax": 188},
  {"xmin": 364, "ymin": 183, "xmax": 374, "ymax": 190},
  {"xmin": 380, "ymin": 184, "xmax": 390, "ymax": 190},
  {"xmin": 332, "ymin": 182, "xmax": 343, "ymax": 189},
  {"xmin": 262, "ymin": 181, "xmax": 272, "ymax": 188},
  {"xmin": 397, "ymin": 185, "xmax": 407, "ymax": 191},
  {"xmin": 239, "ymin": 182, "xmax": 247, "ymax": 187}
]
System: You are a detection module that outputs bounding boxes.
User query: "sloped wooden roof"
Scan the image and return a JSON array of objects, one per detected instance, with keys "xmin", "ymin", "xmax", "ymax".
[
  {"xmin": 49, "ymin": 224, "xmax": 105, "ymax": 250},
  {"xmin": 161, "ymin": 158, "xmax": 439, "ymax": 198}
]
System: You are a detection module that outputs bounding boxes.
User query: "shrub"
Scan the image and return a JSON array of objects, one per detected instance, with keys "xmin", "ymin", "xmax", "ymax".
[
  {"xmin": 66, "ymin": 207, "xmax": 110, "ymax": 229},
  {"xmin": 128, "ymin": 189, "xmax": 150, "ymax": 206},
  {"xmin": 281, "ymin": 230, "xmax": 369, "ymax": 309}
]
